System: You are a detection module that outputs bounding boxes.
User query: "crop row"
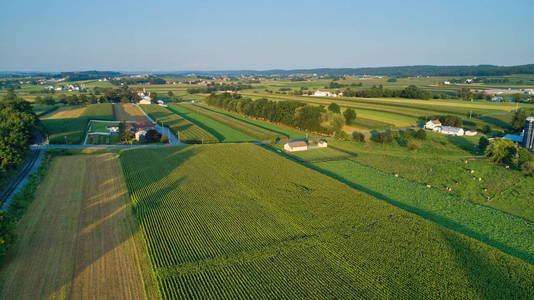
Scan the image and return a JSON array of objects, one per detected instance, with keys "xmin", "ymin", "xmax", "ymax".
[
  {"xmin": 140, "ymin": 104, "xmax": 217, "ymax": 143},
  {"xmin": 119, "ymin": 144, "xmax": 534, "ymax": 299},
  {"xmin": 314, "ymin": 159, "xmax": 534, "ymax": 263}
]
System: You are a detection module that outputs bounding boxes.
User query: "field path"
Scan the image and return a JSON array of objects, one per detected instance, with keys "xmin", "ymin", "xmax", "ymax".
[{"xmin": 0, "ymin": 154, "xmax": 156, "ymax": 300}]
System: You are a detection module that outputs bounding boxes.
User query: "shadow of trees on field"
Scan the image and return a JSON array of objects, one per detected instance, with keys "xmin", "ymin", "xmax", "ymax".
[
  {"xmin": 27, "ymin": 147, "xmax": 201, "ymax": 299},
  {"xmin": 302, "ymin": 163, "xmax": 534, "ymax": 266},
  {"xmin": 446, "ymin": 135, "xmax": 478, "ymax": 155}
]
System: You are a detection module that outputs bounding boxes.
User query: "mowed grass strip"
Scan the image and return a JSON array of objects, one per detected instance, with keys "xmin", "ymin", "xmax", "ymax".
[
  {"xmin": 140, "ymin": 104, "xmax": 217, "ymax": 143},
  {"xmin": 195, "ymin": 104, "xmax": 307, "ymax": 140},
  {"xmin": 113, "ymin": 103, "xmax": 150, "ymax": 122},
  {"xmin": 168, "ymin": 104, "xmax": 253, "ymax": 142},
  {"xmin": 119, "ymin": 144, "xmax": 534, "ymax": 299},
  {"xmin": 180, "ymin": 104, "xmax": 279, "ymax": 141},
  {"xmin": 0, "ymin": 154, "xmax": 156, "ymax": 300}
]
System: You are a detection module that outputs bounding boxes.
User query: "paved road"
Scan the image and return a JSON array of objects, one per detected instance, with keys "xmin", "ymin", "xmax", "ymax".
[
  {"xmin": 1, "ymin": 140, "xmax": 45, "ymax": 210},
  {"xmin": 135, "ymin": 104, "xmax": 184, "ymax": 145}
]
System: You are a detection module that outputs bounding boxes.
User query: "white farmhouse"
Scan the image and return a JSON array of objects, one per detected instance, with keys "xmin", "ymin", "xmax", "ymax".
[
  {"xmin": 439, "ymin": 126, "xmax": 464, "ymax": 136},
  {"xmin": 284, "ymin": 141, "xmax": 308, "ymax": 152},
  {"xmin": 313, "ymin": 90, "xmax": 340, "ymax": 97},
  {"xmin": 424, "ymin": 120, "xmax": 442, "ymax": 131},
  {"xmin": 139, "ymin": 99, "xmax": 152, "ymax": 105},
  {"xmin": 317, "ymin": 140, "xmax": 328, "ymax": 148}
]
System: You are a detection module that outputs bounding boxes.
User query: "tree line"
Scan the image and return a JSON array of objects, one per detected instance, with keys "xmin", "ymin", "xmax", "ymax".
[
  {"xmin": 34, "ymin": 87, "xmax": 141, "ymax": 105},
  {"xmin": 187, "ymin": 83, "xmax": 252, "ymax": 94},
  {"xmin": 205, "ymin": 93, "xmax": 353, "ymax": 134},
  {"xmin": 342, "ymin": 85, "xmax": 432, "ymax": 99}
]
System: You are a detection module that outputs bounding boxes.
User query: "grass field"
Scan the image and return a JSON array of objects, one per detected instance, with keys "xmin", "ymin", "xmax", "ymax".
[
  {"xmin": 113, "ymin": 103, "xmax": 150, "ymax": 122},
  {"xmin": 0, "ymin": 154, "xmax": 156, "ymax": 300},
  {"xmin": 41, "ymin": 104, "xmax": 114, "ymax": 144},
  {"xmin": 167, "ymin": 104, "xmax": 254, "ymax": 142},
  {"xmin": 119, "ymin": 144, "xmax": 534, "ymax": 299},
  {"xmin": 196, "ymin": 104, "xmax": 316, "ymax": 140},
  {"xmin": 140, "ymin": 104, "xmax": 217, "ymax": 143}
]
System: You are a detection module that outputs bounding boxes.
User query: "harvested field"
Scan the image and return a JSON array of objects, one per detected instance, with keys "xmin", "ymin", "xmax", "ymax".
[
  {"xmin": 114, "ymin": 104, "xmax": 149, "ymax": 122},
  {"xmin": 0, "ymin": 154, "xmax": 155, "ymax": 300},
  {"xmin": 41, "ymin": 106, "xmax": 86, "ymax": 119}
]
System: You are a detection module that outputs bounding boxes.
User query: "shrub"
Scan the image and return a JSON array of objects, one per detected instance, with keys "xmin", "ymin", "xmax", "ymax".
[
  {"xmin": 478, "ymin": 136, "xmax": 490, "ymax": 153},
  {"xmin": 482, "ymin": 125, "xmax": 492, "ymax": 134},
  {"xmin": 0, "ymin": 211, "xmax": 16, "ymax": 258},
  {"xmin": 334, "ymin": 131, "xmax": 351, "ymax": 141},
  {"xmin": 145, "ymin": 129, "xmax": 162, "ymax": 143},
  {"xmin": 343, "ymin": 109, "xmax": 356, "ymax": 123},
  {"xmin": 521, "ymin": 161, "xmax": 534, "ymax": 176},
  {"xmin": 407, "ymin": 140, "xmax": 421, "ymax": 151},
  {"xmin": 414, "ymin": 129, "xmax": 427, "ymax": 140},
  {"xmin": 376, "ymin": 132, "xmax": 393, "ymax": 144},
  {"xmin": 328, "ymin": 102, "xmax": 341, "ymax": 113},
  {"xmin": 352, "ymin": 131, "xmax": 365, "ymax": 143}
]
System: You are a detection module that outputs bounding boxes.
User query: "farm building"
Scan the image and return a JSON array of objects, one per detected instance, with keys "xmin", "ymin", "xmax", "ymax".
[
  {"xmin": 522, "ymin": 117, "xmax": 534, "ymax": 151},
  {"xmin": 106, "ymin": 125, "xmax": 120, "ymax": 134},
  {"xmin": 135, "ymin": 130, "xmax": 147, "ymax": 142},
  {"xmin": 439, "ymin": 126, "xmax": 464, "ymax": 136},
  {"xmin": 318, "ymin": 140, "xmax": 328, "ymax": 148},
  {"xmin": 464, "ymin": 130, "xmax": 477, "ymax": 136},
  {"xmin": 139, "ymin": 99, "xmax": 152, "ymax": 105},
  {"xmin": 284, "ymin": 141, "xmax": 308, "ymax": 152},
  {"xmin": 503, "ymin": 134, "xmax": 524, "ymax": 143},
  {"xmin": 424, "ymin": 120, "xmax": 442, "ymax": 131},
  {"xmin": 312, "ymin": 90, "xmax": 342, "ymax": 97},
  {"xmin": 130, "ymin": 121, "xmax": 155, "ymax": 133}
]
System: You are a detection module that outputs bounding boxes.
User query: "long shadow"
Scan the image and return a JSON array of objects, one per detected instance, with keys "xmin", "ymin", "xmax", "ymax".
[
  {"xmin": 260, "ymin": 145, "xmax": 534, "ymax": 264},
  {"xmin": 193, "ymin": 104, "xmax": 292, "ymax": 139},
  {"xmin": 439, "ymin": 228, "xmax": 533, "ymax": 298},
  {"xmin": 0, "ymin": 147, "xmax": 202, "ymax": 299},
  {"xmin": 475, "ymin": 115, "xmax": 512, "ymax": 130},
  {"xmin": 446, "ymin": 135, "xmax": 478, "ymax": 155},
  {"xmin": 167, "ymin": 106, "xmax": 226, "ymax": 141}
]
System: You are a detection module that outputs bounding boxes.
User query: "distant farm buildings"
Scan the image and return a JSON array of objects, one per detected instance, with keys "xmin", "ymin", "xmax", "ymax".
[
  {"xmin": 476, "ymin": 89, "xmax": 534, "ymax": 95},
  {"xmin": 439, "ymin": 126, "xmax": 465, "ymax": 136},
  {"xmin": 425, "ymin": 120, "xmax": 470, "ymax": 136},
  {"xmin": 424, "ymin": 120, "xmax": 442, "ymax": 131},
  {"xmin": 312, "ymin": 90, "xmax": 342, "ymax": 97}
]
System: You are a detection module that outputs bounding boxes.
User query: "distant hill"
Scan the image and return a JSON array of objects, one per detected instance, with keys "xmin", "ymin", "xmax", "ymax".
[
  {"xmin": 166, "ymin": 64, "xmax": 534, "ymax": 77},
  {"xmin": 54, "ymin": 71, "xmax": 123, "ymax": 81}
]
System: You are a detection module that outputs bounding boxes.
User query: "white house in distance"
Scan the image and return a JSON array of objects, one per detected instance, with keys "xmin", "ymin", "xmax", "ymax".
[
  {"xmin": 424, "ymin": 120, "xmax": 442, "ymax": 131},
  {"xmin": 284, "ymin": 141, "xmax": 309, "ymax": 152},
  {"xmin": 439, "ymin": 126, "xmax": 464, "ymax": 136},
  {"xmin": 312, "ymin": 90, "xmax": 342, "ymax": 97}
]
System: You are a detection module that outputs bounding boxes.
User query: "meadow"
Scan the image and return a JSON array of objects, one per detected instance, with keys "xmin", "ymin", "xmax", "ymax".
[
  {"xmin": 119, "ymin": 144, "xmax": 534, "ymax": 299},
  {"xmin": 140, "ymin": 104, "xmax": 217, "ymax": 143},
  {"xmin": 41, "ymin": 104, "xmax": 114, "ymax": 144}
]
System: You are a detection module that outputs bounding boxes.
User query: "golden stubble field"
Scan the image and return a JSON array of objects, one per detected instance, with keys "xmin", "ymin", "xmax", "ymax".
[
  {"xmin": 113, "ymin": 103, "xmax": 150, "ymax": 122},
  {"xmin": 0, "ymin": 154, "xmax": 156, "ymax": 300},
  {"xmin": 40, "ymin": 106, "xmax": 87, "ymax": 119}
]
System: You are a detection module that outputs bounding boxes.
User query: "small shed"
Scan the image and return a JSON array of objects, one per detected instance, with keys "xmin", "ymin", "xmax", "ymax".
[{"xmin": 284, "ymin": 141, "xmax": 308, "ymax": 152}]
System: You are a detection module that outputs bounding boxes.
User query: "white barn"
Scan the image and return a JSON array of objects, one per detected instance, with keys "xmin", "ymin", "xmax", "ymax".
[{"xmin": 284, "ymin": 141, "xmax": 308, "ymax": 152}]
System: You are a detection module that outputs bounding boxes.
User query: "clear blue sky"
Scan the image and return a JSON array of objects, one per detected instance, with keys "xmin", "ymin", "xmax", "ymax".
[{"xmin": 1, "ymin": 0, "xmax": 533, "ymax": 71}]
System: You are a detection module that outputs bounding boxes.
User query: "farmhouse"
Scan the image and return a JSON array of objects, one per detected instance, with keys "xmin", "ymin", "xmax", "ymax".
[
  {"xmin": 439, "ymin": 126, "xmax": 464, "ymax": 136},
  {"xmin": 424, "ymin": 120, "xmax": 442, "ymax": 131},
  {"xmin": 284, "ymin": 141, "xmax": 308, "ymax": 152},
  {"xmin": 312, "ymin": 90, "xmax": 341, "ymax": 97},
  {"xmin": 130, "ymin": 121, "xmax": 155, "ymax": 132}
]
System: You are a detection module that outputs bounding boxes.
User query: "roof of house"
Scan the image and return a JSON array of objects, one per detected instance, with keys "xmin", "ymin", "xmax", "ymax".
[
  {"xmin": 527, "ymin": 117, "xmax": 534, "ymax": 122},
  {"xmin": 441, "ymin": 126, "xmax": 463, "ymax": 133},
  {"xmin": 428, "ymin": 119, "xmax": 441, "ymax": 125},
  {"xmin": 286, "ymin": 141, "xmax": 307, "ymax": 148},
  {"xmin": 503, "ymin": 134, "xmax": 523, "ymax": 143}
]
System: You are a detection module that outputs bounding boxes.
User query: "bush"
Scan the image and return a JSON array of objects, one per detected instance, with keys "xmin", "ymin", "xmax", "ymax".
[
  {"xmin": 482, "ymin": 125, "xmax": 492, "ymax": 134},
  {"xmin": 352, "ymin": 131, "xmax": 365, "ymax": 143},
  {"xmin": 334, "ymin": 131, "xmax": 351, "ymax": 141},
  {"xmin": 376, "ymin": 132, "xmax": 393, "ymax": 144},
  {"xmin": 478, "ymin": 136, "xmax": 490, "ymax": 153},
  {"xmin": 160, "ymin": 134, "xmax": 169, "ymax": 144},
  {"xmin": 343, "ymin": 109, "xmax": 356, "ymax": 123},
  {"xmin": 145, "ymin": 129, "xmax": 162, "ymax": 143},
  {"xmin": 521, "ymin": 161, "xmax": 534, "ymax": 176},
  {"xmin": 414, "ymin": 129, "xmax": 427, "ymax": 140},
  {"xmin": 0, "ymin": 211, "xmax": 16, "ymax": 258},
  {"xmin": 407, "ymin": 140, "xmax": 421, "ymax": 151}
]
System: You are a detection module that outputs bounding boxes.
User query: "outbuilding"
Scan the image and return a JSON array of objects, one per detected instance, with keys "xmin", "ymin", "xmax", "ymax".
[
  {"xmin": 439, "ymin": 126, "xmax": 464, "ymax": 136},
  {"xmin": 284, "ymin": 141, "xmax": 308, "ymax": 152},
  {"xmin": 425, "ymin": 120, "xmax": 442, "ymax": 131}
]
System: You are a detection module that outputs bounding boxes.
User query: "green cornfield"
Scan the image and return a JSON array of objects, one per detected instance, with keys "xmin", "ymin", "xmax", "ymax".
[
  {"xmin": 119, "ymin": 144, "xmax": 534, "ymax": 299},
  {"xmin": 140, "ymin": 104, "xmax": 217, "ymax": 143}
]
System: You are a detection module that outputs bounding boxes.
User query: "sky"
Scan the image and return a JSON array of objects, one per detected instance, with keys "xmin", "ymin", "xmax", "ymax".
[{"xmin": 1, "ymin": 0, "xmax": 533, "ymax": 72}]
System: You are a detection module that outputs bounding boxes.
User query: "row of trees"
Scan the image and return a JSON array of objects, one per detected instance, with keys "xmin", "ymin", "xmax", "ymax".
[
  {"xmin": 206, "ymin": 93, "xmax": 347, "ymax": 134},
  {"xmin": 34, "ymin": 88, "xmax": 141, "ymax": 105},
  {"xmin": 187, "ymin": 83, "xmax": 252, "ymax": 94},
  {"xmin": 342, "ymin": 85, "xmax": 432, "ymax": 99}
]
